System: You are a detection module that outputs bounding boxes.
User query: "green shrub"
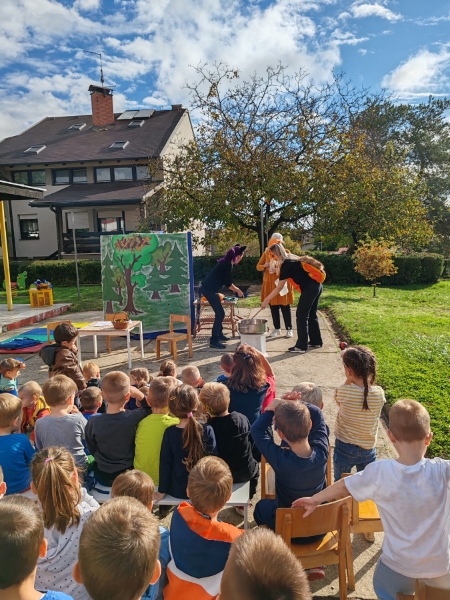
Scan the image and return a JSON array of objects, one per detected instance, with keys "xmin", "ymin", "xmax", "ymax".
[{"xmin": 419, "ymin": 254, "xmax": 445, "ymax": 283}]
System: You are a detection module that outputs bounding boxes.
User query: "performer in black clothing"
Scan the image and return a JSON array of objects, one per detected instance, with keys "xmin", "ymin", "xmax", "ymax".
[
  {"xmin": 200, "ymin": 244, "xmax": 246, "ymax": 349},
  {"xmin": 261, "ymin": 245, "xmax": 326, "ymax": 353}
]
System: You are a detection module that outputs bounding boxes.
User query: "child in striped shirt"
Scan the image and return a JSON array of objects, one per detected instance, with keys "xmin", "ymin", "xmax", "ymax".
[{"xmin": 334, "ymin": 346, "xmax": 385, "ymax": 487}]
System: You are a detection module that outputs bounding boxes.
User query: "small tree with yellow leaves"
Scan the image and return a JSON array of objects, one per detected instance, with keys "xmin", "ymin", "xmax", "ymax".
[{"xmin": 353, "ymin": 239, "xmax": 398, "ymax": 297}]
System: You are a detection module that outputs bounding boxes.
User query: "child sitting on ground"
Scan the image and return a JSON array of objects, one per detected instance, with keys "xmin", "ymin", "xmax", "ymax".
[
  {"xmin": 165, "ymin": 456, "xmax": 243, "ymax": 600},
  {"xmin": 333, "ymin": 346, "xmax": 385, "ymax": 491},
  {"xmin": 112, "ymin": 470, "xmax": 170, "ymax": 600},
  {"xmin": 134, "ymin": 377, "xmax": 179, "ymax": 485},
  {"xmin": 85, "ymin": 371, "xmax": 151, "ymax": 486},
  {"xmin": 219, "ymin": 527, "xmax": 312, "ymax": 600},
  {"xmin": 35, "ymin": 376, "xmax": 88, "ymax": 468},
  {"xmin": 32, "ymin": 446, "xmax": 99, "ymax": 600},
  {"xmin": 181, "ymin": 366, "xmax": 205, "ymax": 390},
  {"xmin": 127, "ymin": 367, "xmax": 152, "ymax": 410},
  {"xmin": 155, "ymin": 385, "xmax": 217, "ymax": 502},
  {"xmin": 0, "ymin": 358, "xmax": 26, "ymax": 396},
  {"xmin": 200, "ymin": 382, "xmax": 259, "ymax": 499},
  {"xmin": 19, "ymin": 381, "xmax": 50, "ymax": 442},
  {"xmin": 0, "ymin": 465, "xmax": 6, "ymax": 498},
  {"xmin": 214, "ymin": 352, "xmax": 233, "ymax": 384},
  {"xmin": 295, "ymin": 399, "xmax": 450, "ymax": 600},
  {"xmin": 0, "ymin": 495, "xmax": 74, "ymax": 600},
  {"xmin": 158, "ymin": 360, "xmax": 182, "ymax": 384},
  {"xmin": 0, "ymin": 393, "xmax": 35, "ymax": 494},
  {"xmin": 73, "ymin": 497, "xmax": 161, "ymax": 600},
  {"xmin": 79, "ymin": 387, "xmax": 102, "ymax": 421},
  {"xmin": 283, "ymin": 381, "xmax": 323, "ymax": 409},
  {"xmin": 39, "ymin": 324, "xmax": 86, "ymax": 391},
  {"xmin": 82, "ymin": 362, "xmax": 101, "ymax": 389},
  {"xmin": 251, "ymin": 398, "xmax": 329, "ymax": 581}
]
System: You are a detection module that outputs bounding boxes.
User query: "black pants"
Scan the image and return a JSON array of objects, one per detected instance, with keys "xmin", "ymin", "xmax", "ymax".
[
  {"xmin": 269, "ymin": 304, "xmax": 292, "ymax": 330},
  {"xmin": 295, "ymin": 284, "xmax": 323, "ymax": 351},
  {"xmin": 202, "ymin": 289, "xmax": 225, "ymax": 342}
]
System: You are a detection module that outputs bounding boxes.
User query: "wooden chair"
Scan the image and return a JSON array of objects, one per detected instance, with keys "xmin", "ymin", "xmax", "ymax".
[
  {"xmin": 397, "ymin": 579, "xmax": 450, "ymax": 599},
  {"xmin": 262, "ymin": 450, "xmax": 332, "ymax": 500},
  {"xmin": 155, "ymin": 315, "xmax": 193, "ymax": 362},
  {"xmin": 276, "ymin": 497, "xmax": 355, "ymax": 600},
  {"xmin": 46, "ymin": 320, "xmax": 72, "ymax": 343},
  {"xmin": 341, "ymin": 473, "xmax": 383, "ymax": 535},
  {"xmin": 105, "ymin": 312, "xmax": 128, "ymax": 354}
]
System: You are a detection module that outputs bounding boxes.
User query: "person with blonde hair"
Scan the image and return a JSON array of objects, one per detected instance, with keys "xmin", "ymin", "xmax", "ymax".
[
  {"xmin": 18, "ymin": 380, "xmax": 50, "ymax": 442},
  {"xmin": 261, "ymin": 244, "xmax": 326, "ymax": 353},
  {"xmin": 32, "ymin": 446, "xmax": 99, "ymax": 600},
  {"xmin": 256, "ymin": 232, "xmax": 294, "ymax": 338}
]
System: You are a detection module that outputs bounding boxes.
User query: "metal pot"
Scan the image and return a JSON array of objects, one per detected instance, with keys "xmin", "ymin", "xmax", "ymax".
[{"xmin": 238, "ymin": 318, "xmax": 267, "ymax": 335}]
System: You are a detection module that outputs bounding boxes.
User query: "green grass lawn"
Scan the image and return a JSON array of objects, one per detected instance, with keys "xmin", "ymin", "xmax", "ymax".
[
  {"xmin": 319, "ymin": 282, "xmax": 450, "ymax": 458},
  {"xmin": 0, "ymin": 286, "xmax": 103, "ymax": 313}
]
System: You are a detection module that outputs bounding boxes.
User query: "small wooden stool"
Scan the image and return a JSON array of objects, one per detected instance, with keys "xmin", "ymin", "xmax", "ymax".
[{"xmin": 156, "ymin": 315, "xmax": 193, "ymax": 361}]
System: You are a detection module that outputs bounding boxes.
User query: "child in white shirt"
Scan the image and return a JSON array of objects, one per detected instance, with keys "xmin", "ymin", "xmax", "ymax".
[{"xmin": 294, "ymin": 399, "xmax": 450, "ymax": 600}]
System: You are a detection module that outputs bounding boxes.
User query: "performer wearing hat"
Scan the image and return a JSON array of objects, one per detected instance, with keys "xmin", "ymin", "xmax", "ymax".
[
  {"xmin": 256, "ymin": 233, "xmax": 294, "ymax": 338},
  {"xmin": 200, "ymin": 244, "xmax": 247, "ymax": 349}
]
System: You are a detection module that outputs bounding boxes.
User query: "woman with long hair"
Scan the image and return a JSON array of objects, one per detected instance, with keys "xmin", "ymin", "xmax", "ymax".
[
  {"xmin": 256, "ymin": 233, "xmax": 294, "ymax": 337},
  {"xmin": 200, "ymin": 244, "xmax": 246, "ymax": 349},
  {"xmin": 261, "ymin": 245, "xmax": 326, "ymax": 353}
]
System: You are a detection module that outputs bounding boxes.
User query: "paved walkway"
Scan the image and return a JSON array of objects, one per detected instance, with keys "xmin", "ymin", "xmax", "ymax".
[{"xmin": 1, "ymin": 305, "xmax": 396, "ymax": 599}]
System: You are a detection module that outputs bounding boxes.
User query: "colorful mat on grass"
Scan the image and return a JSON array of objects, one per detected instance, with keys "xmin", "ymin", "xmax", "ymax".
[{"xmin": 0, "ymin": 323, "xmax": 89, "ymax": 354}]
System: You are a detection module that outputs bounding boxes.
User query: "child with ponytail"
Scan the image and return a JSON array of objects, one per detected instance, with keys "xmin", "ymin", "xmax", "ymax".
[
  {"xmin": 31, "ymin": 446, "xmax": 99, "ymax": 600},
  {"xmin": 334, "ymin": 346, "xmax": 386, "ymax": 485},
  {"xmin": 155, "ymin": 385, "xmax": 217, "ymax": 502}
]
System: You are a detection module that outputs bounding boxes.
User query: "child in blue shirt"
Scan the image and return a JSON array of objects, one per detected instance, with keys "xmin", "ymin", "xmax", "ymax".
[
  {"xmin": 0, "ymin": 494, "xmax": 74, "ymax": 600},
  {"xmin": 0, "ymin": 358, "xmax": 26, "ymax": 396},
  {"xmin": 0, "ymin": 393, "xmax": 35, "ymax": 494},
  {"xmin": 111, "ymin": 469, "xmax": 169, "ymax": 600},
  {"xmin": 214, "ymin": 352, "xmax": 233, "ymax": 384}
]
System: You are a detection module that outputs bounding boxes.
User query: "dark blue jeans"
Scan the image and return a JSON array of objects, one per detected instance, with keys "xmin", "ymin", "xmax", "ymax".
[
  {"xmin": 201, "ymin": 289, "xmax": 225, "ymax": 343},
  {"xmin": 333, "ymin": 439, "xmax": 376, "ymax": 482},
  {"xmin": 295, "ymin": 284, "xmax": 322, "ymax": 350}
]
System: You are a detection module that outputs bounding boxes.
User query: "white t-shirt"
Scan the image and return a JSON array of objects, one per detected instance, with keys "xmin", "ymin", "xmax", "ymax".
[
  {"xmin": 345, "ymin": 458, "xmax": 450, "ymax": 578},
  {"xmin": 36, "ymin": 488, "xmax": 99, "ymax": 600}
]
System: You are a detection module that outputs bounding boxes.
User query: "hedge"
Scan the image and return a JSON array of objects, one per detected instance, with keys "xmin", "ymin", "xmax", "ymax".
[{"xmin": 0, "ymin": 252, "xmax": 444, "ymax": 287}]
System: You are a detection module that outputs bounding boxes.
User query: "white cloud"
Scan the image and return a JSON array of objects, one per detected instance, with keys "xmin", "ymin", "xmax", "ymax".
[
  {"xmin": 382, "ymin": 47, "xmax": 450, "ymax": 97},
  {"xmin": 74, "ymin": 0, "xmax": 101, "ymax": 10},
  {"xmin": 358, "ymin": 48, "xmax": 367, "ymax": 55},
  {"xmin": 350, "ymin": 3, "xmax": 401, "ymax": 22}
]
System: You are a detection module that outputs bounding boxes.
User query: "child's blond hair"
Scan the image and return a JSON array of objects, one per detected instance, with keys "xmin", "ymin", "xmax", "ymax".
[
  {"xmin": 0, "ymin": 358, "xmax": 22, "ymax": 375},
  {"xmin": 275, "ymin": 401, "xmax": 311, "ymax": 442},
  {"xmin": 220, "ymin": 527, "xmax": 311, "ymax": 600},
  {"xmin": 199, "ymin": 382, "xmax": 230, "ymax": 417},
  {"xmin": 188, "ymin": 456, "xmax": 232, "ymax": 514},
  {"xmin": 18, "ymin": 381, "xmax": 42, "ymax": 399},
  {"xmin": 80, "ymin": 387, "xmax": 102, "ymax": 411},
  {"xmin": 111, "ymin": 470, "xmax": 155, "ymax": 507},
  {"xmin": 181, "ymin": 366, "xmax": 201, "ymax": 387},
  {"xmin": 78, "ymin": 497, "xmax": 160, "ymax": 600},
  {"xmin": 158, "ymin": 359, "xmax": 177, "ymax": 377},
  {"xmin": 147, "ymin": 377, "xmax": 178, "ymax": 409},
  {"xmin": 389, "ymin": 399, "xmax": 430, "ymax": 442},
  {"xmin": 42, "ymin": 375, "xmax": 77, "ymax": 407},
  {"xmin": 292, "ymin": 382, "xmax": 323, "ymax": 408},
  {"xmin": 101, "ymin": 371, "xmax": 130, "ymax": 404},
  {"xmin": 0, "ymin": 393, "xmax": 22, "ymax": 428},
  {"xmin": 82, "ymin": 362, "xmax": 100, "ymax": 379}
]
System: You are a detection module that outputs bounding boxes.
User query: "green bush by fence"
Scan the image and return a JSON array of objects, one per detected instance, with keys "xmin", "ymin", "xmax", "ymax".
[{"xmin": 0, "ymin": 252, "xmax": 444, "ymax": 287}]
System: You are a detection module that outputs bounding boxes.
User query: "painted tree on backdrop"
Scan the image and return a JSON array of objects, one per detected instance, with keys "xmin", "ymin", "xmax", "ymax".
[
  {"xmin": 113, "ymin": 234, "xmax": 158, "ymax": 313},
  {"xmin": 163, "ymin": 243, "xmax": 190, "ymax": 293},
  {"xmin": 353, "ymin": 238, "xmax": 398, "ymax": 297},
  {"xmin": 102, "ymin": 250, "xmax": 121, "ymax": 314},
  {"xmin": 113, "ymin": 268, "xmax": 125, "ymax": 304},
  {"xmin": 142, "ymin": 241, "xmax": 175, "ymax": 300}
]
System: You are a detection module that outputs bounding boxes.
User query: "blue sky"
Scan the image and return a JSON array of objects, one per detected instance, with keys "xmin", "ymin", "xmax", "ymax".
[{"xmin": 1, "ymin": 0, "xmax": 450, "ymax": 139}]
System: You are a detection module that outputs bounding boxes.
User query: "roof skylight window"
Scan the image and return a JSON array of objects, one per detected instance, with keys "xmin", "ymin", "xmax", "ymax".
[
  {"xmin": 24, "ymin": 145, "xmax": 46, "ymax": 154},
  {"xmin": 68, "ymin": 123, "xmax": 86, "ymax": 131},
  {"xmin": 128, "ymin": 120, "xmax": 144, "ymax": 128},
  {"xmin": 109, "ymin": 141, "xmax": 129, "ymax": 149}
]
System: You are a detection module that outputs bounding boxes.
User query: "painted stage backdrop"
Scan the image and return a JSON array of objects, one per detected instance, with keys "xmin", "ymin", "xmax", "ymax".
[{"xmin": 100, "ymin": 232, "xmax": 194, "ymax": 334}]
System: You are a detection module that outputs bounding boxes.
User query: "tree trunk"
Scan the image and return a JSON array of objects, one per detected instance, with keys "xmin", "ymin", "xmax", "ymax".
[
  {"xmin": 105, "ymin": 300, "xmax": 113, "ymax": 314},
  {"xmin": 122, "ymin": 269, "xmax": 140, "ymax": 314},
  {"xmin": 373, "ymin": 284, "xmax": 376, "ymax": 297},
  {"xmin": 151, "ymin": 290, "xmax": 161, "ymax": 300},
  {"xmin": 170, "ymin": 284, "xmax": 181, "ymax": 294}
]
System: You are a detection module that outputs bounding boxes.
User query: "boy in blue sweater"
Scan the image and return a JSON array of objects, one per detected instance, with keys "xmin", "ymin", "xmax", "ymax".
[{"xmin": 251, "ymin": 398, "xmax": 329, "ymax": 532}]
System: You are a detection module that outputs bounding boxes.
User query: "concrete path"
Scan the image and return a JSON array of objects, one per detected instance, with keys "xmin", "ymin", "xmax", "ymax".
[{"xmin": 1, "ymin": 305, "xmax": 396, "ymax": 599}]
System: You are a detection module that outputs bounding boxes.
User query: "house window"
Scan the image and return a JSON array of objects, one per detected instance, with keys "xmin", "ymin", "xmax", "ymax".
[
  {"xmin": 12, "ymin": 170, "xmax": 46, "ymax": 186},
  {"xmin": 114, "ymin": 166, "xmax": 133, "ymax": 181},
  {"xmin": 66, "ymin": 211, "xmax": 89, "ymax": 232},
  {"xmin": 98, "ymin": 217, "xmax": 124, "ymax": 233},
  {"xmin": 95, "ymin": 167, "xmax": 112, "ymax": 182},
  {"xmin": 109, "ymin": 141, "xmax": 129, "ymax": 149},
  {"xmin": 24, "ymin": 145, "xmax": 46, "ymax": 154},
  {"xmin": 19, "ymin": 215, "xmax": 39, "ymax": 240},
  {"xmin": 53, "ymin": 168, "xmax": 87, "ymax": 185},
  {"xmin": 136, "ymin": 165, "xmax": 150, "ymax": 180}
]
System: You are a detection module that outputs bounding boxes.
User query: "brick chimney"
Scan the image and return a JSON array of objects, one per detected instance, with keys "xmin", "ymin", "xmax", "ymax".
[{"xmin": 89, "ymin": 85, "xmax": 114, "ymax": 127}]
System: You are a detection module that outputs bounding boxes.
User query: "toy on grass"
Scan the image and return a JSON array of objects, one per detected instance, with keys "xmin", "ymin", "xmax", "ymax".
[
  {"xmin": 30, "ymin": 279, "xmax": 53, "ymax": 290},
  {"xmin": 3, "ymin": 271, "xmax": 28, "ymax": 297},
  {"xmin": 339, "ymin": 341, "xmax": 348, "ymax": 350}
]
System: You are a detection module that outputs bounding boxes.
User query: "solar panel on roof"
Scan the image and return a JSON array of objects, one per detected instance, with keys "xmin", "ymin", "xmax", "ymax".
[
  {"xmin": 135, "ymin": 109, "xmax": 155, "ymax": 119},
  {"xmin": 117, "ymin": 111, "xmax": 139, "ymax": 121}
]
